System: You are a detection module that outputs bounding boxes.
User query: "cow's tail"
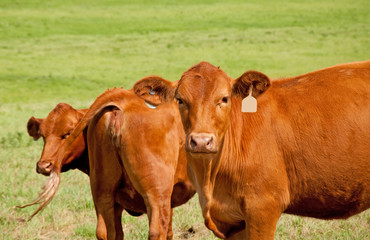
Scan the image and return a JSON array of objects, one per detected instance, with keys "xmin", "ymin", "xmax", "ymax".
[{"xmin": 18, "ymin": 87, "xmax": 126, "ymax": 220}]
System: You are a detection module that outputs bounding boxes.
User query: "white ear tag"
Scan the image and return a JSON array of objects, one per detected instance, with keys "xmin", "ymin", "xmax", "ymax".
[
  {"xmin": 149, "ymin": 89, "xmax": 156, "ymax": 95},
  {"xmin": 145, "ymin": 101, "xmax": 158, "ymax": 109},
  {"xmin": 242, "ymin": 86, "xmax": 257, "ymax": 113},
  {"xmin": 145, "ymin": 88, "xmax": 157, "ymax": 109}
]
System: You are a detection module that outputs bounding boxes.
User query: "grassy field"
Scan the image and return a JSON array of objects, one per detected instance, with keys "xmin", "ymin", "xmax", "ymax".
[{"xmin": 0, "ymin": 0, "xmax": 369, "ymax": 239}]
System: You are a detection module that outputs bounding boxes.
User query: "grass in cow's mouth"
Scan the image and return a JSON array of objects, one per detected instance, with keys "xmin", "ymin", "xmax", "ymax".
[{"xmin": 1, "ymin": 0, "xmax": 369, "ymax": 239}]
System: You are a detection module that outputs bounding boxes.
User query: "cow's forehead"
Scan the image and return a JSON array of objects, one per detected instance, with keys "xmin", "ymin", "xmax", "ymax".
[
  {"xmin": 41, "ymin": 107, "xmax": 75, "ymax": 135},
  {"xmin": 177, "ymin": 69, "xmax": 232, "ymax": 101}
]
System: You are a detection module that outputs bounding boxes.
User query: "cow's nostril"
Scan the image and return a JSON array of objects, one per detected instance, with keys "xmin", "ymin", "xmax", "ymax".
[
  {"xmin": 190, "ymin": 137, "xmax": 197, "ymax": 148},
  {"xmin": 206, "ymin": 137, "xmax": 213, "ymax": 146}
]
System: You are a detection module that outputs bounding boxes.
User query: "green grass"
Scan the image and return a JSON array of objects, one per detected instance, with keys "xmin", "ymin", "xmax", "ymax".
[{"xmin": 0, "ymin": 0, "xmax": 369, "ymax": 239}]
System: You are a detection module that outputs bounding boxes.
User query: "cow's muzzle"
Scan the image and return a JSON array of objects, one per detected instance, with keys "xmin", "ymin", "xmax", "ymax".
[
  {"xmin": 186, "ymin": 133, "xmax": 218, "ymax": 153},
  {"xmin": 36, "ymin": 160, "xmax": 53, "ymax": 176}
]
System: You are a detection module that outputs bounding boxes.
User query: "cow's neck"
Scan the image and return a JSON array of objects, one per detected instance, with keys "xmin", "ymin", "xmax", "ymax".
[
  {"xmin": 213, "ymin": 96, "xmax": 272, "ymax": 194},
  {"xmin": 60, "ymin": 148, "xmax": 90, "ymax": 175}
]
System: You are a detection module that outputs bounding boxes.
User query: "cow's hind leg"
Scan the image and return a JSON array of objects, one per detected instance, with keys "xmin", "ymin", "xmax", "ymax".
[
  {"xmin": 145, "ymin": 196, "xmax": 172, "ymax": 240},
  {"xmin": 93, "ymin": 192, "xmax": 118, "ymax": 240},
  {"xmin": 95, "ymin": 204, "xmax": 123, "ymax": 240},
  {"xmin": 90, "ymin": 159, "xmax": 122, "ymax": 239}
]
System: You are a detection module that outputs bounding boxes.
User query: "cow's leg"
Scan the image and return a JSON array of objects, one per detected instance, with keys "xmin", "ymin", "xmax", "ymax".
[
  {"xmin": 90, "ymin": 160, "xmax": 121, "ymax": 240},
  {"xmin": 114, "ymin": 203, "xmax": 124, "ymax": 239},
  {"xmin": 166, "ymin": 208, "xmax": 173, "ymax": 240},
  {"xmin": 95, "ymin": 194, "xmax": 118, "ymax": 240},
  {"xmin": 145, "ymin": 195, "xmax": 172, "ymax": 240},
  {"xmin": 241, "ymin": 198, "xmax": 281, "ymax": 240},
  {"xmin": 244, "ymin": 214, "xmax": 280, "ymax": 240},
  {"xmin": 95, "ymin": 205, "xmax": 122, "ymax": 240},
  {"xmin": 119, "ymin": 141, "xmax": 176, "ymax": 240}
]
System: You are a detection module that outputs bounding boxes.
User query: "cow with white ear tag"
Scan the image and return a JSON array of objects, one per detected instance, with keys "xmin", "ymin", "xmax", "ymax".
[{"xmin": 134, "ymin": 60, "xmax": 370, "ymax": 240}]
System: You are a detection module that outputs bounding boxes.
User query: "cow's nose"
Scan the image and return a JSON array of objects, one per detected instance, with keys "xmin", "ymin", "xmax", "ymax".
[
  {"xmin": 36, "ymin": 161, "xmax": 52, "ymax": 176},
  {"xmin": 186, "ymin": 133, "xmax": 217, "ymax": 153}
]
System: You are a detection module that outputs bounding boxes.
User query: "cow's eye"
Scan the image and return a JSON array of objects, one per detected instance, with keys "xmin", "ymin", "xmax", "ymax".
[
  {"xmin": 61, "ymin": 133, "xmax": 70, "ymax": 139},
  {"xmin": 221, "ymin": 96, "xmax": 229, "ymax": 104},
  {"xmin": 176, "ymin": 98, "xmax": 183, "ymax": 104}
]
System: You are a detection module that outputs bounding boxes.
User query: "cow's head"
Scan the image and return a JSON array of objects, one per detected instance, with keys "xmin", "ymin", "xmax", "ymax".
[
  {"xmin": 27, "ymin": 103, "xmax": 87, "ymax": 176},
  {"xmin": 134, "ymin": 62, "xmax": 270, "ymax": 156}
]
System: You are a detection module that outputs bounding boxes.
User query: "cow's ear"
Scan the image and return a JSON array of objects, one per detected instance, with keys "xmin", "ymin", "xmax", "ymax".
[
  {"xmin": 232, "ymin": 71, "xmax": 271, "ymax": 98},
  {"xmin": 133, "ymin": 75, "xmax": 177, "ymax": 105},
  {"xmin": 27, "ymin": 117, "xmax": 43, "ymax": 140}
]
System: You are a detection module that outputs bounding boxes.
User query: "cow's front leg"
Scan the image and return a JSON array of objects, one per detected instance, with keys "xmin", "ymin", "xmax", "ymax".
[
  {"xmin": 114, "ymin": 203, "xmax": 124, "ymax": 239},
  {"xmin": 166, "ymin": 208, "xmax": 173, "ymax": 240},
  {"xmin": 239, "ymin": 198, "xmax": 282, "ymax": 240}
]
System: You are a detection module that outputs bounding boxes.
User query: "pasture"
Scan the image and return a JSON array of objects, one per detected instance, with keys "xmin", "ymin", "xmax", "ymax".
[{"xmin": 0, "ymin": 0, "xmax": 369, "ymax": 239}]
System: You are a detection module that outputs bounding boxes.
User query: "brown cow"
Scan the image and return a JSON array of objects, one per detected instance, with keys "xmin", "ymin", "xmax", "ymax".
[
  {"xmin": 23, "ymin": 87, "xmax": 195, "ymax": 240},
  {"xmin": 26, "ymin": 103, "xmax": 142, "ymax": 219},
  {"xmin": 27, "ymin": 103, "xmax": 89, "ymax": 175},
  {"xmin": 133, "ymin": 61, "xmax": 370, "ymax": 239}
]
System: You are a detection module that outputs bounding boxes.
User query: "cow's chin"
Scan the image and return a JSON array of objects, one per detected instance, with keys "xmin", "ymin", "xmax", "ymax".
[
  {"xmin": 186, "ymin": 149, "xmax": 218, "ymax": 154},
  {"xmin": 185, "ymin": 148, "xmax": 219, "ymax": 158},
  {"xmin": 37, "ymin": 169, "xmax": 51, "ymax": 176}
]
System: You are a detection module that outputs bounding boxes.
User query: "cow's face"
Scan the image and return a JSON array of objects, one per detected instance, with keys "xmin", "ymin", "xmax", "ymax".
[
  {"xmin": 133, "ymin": 62, "xmax": 270, "ymax": 156},
  {"xmin": 27, "ymin": 103, "xmax": 86, "ymax": 176},
  {"xmin": 175, "ymin": 65, "xmax": 233, "ymax": 155}
]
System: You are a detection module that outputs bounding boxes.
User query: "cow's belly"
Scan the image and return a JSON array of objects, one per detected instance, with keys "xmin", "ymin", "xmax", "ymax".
[
  {"xmin": 285, "ymin": 169, "xmax": 370, "ymax": 219},
  {"xmin": 115, "ymin": 187, "xmax": 147, "ymax": 213},
  {"xmin": 285, "ymin": 190, "xmax": 370, "ymax": 219}
]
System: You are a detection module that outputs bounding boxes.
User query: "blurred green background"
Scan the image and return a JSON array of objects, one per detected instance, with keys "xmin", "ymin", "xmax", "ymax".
[{"xmin": 0, "ymin": 0, "xmax": 369, "ymax": 239}]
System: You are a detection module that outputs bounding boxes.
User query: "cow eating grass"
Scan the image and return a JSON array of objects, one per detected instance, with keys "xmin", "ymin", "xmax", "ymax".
[
  {"xmin": 133, "ymin": 61, "xmax": 370, "ymax": 239},
  {"xmin": 18, "ymin": 86, "xmax": 196, "ymax": 240}
]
